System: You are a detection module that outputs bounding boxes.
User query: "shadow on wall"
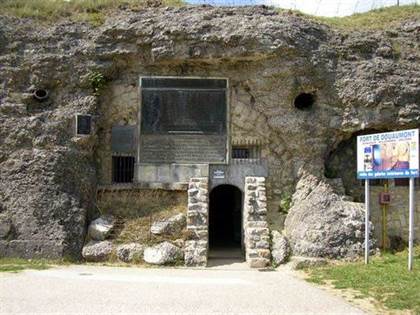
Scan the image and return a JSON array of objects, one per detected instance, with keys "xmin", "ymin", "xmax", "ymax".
[{"xmin": 324, "ymin": 129, "xmax": 386, "ymax": 202}]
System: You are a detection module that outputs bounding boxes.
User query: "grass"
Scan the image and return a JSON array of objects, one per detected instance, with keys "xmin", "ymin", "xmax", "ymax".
[
  {"xmin": 0, "ymin": 257, "xmax": 53, "ymax": 273},
  {"xmin": 0, "ymin": 0, "xmax": 184, "ymax": 26},
  {"xmin": 294, "ymin": 5, "xmax": 420, "ymax": 31},
  {"xmin": 96, "ymin": 189, "xmax": 187, "ymax": 245},
  {"xmin": 0, "ymin": 1, "xmax": 417, "ymax": 30},
  {"xmin": 305, "ymin": 247, "xmax": 420, "ymax": 314}
]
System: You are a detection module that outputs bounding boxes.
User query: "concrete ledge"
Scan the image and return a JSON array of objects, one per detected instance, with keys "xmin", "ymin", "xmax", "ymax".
[
  {"xmin": 136, "ymin": 163, "xmax": 209, "ymax": 184},
  {"xmin": 97, "ymin": 182, "xmax": 188, "ymax": 191}
]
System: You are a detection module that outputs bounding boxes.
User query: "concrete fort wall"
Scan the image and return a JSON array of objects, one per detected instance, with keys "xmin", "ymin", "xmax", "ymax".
[{"xmin": 1, "ymin": 6, "xmax": 419, "ymax": 259}]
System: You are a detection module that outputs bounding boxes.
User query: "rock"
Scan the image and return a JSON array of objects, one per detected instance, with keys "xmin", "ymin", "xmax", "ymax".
[
  {"xmin": 249, "ymin": 258, "xmax": 271, "ymax": 269},
  {"xmin": 150, "ymin": 213, "xmax": 186, "ymax": 236},
  {"xmin": 284, "ymin": 171, "xmax": 372, "ymax": 259},
  {"xmin": 0, "ymin": 217, "xmax": 11, "ymax": 239},
  {"xmin": 82, "ymin": 241, "xmax": 114, "ymax": 262},
  {"xmin": 172, "ymin": 238, "xmax": 185, "ymax": 248},
  {"xmin": 271, "ymin": 230, "xmax": 291, "ymax": 265},
  {"xmin": 116, "ymin": 243, "xmax": 144, "ymax": 263},
  {"xmin": 290, "ymin": 256, "xmax": 328, "ymax": 270},
  {"xmin": 88, "ymin": 215, "xmax": 115, "ymax": 241},
  {"xmin": 143, "ymin": 241, "xmax": 183, "ymax": 265},
  {"xmin": 376, "ymin": 45, "xmax": 394, "ymax": 58}
]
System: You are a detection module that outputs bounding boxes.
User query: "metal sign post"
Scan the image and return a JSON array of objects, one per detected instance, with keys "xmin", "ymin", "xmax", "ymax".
[
  {"xmin": 408, "ymin": 177, "xmax": 415, "ymax": 271},
  {"xmin": 365, "ymin": 179, "xmax": 370, "ymax": 264},
  {"xmin": 357, "ymin": 129, "xmax": 418, "ymax": 270}
]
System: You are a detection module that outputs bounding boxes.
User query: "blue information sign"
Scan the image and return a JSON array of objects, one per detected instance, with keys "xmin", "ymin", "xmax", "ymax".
[{"xmin": 357, "ymin": 129, "xmax": 419, "ymax": 179}]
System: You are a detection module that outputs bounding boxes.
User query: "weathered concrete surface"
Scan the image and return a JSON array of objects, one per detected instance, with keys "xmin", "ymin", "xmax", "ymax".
[
  {"xmin": 0, "ymin": 5, "xmax": 419, "ymax": 259},
  {"xmin": 0, "ymin": 265, "xmax": 366, "ymax": 314}
]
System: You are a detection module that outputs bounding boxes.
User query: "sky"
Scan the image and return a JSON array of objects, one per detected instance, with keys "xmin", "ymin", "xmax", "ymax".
[{"xmin": 186, "ymin": 0, "xmax": 419, "ymax": 16}]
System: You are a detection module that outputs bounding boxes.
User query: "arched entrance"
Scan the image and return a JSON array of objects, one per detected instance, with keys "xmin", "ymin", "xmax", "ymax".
[{"xmin": 209, "ymin": 185, "xmax": 243, "ymax": 259}]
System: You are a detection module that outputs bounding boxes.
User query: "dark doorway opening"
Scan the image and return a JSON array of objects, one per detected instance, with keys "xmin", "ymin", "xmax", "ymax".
[{"xmin": 209, "ymin": 185, "xmax": 243, "ymax": 261}]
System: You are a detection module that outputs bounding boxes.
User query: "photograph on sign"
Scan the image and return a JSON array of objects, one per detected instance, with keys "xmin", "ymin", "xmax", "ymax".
[{"xmin": 357, "ymin": 129, "xmax": 419, "ymax": 179}]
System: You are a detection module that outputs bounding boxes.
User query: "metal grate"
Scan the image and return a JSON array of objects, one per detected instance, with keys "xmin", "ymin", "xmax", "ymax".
[
  {"xmin": 140, "ymin": 77, "xmax": 227, "ymax": 135},
  {"xmin": 232, "ymin": 146, "xmax": 261, "ymax": 159},
  {"xmin": 112, "ymin": 156, "xmax": 135, "ymax": 183},
  {"xmin": 232, "ymin": 148, "xmax": 250, "ymax": 159}
]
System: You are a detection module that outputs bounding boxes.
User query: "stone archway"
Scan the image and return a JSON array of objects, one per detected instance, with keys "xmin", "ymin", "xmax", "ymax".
[{"xmin": 185, "ymin": 176, "xmax": 270, "ymax": 268}]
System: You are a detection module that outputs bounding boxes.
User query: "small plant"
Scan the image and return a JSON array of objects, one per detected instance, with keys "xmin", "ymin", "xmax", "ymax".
[
  {"xmin": 88, "ymin": 71, "xmax": 107, "ymax": 96},
  {"xmin": 278, "ymin": 192, "xmax": 292, "ymax": 214}
]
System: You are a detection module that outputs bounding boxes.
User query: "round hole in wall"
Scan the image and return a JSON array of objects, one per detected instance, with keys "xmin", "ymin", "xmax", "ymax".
[
  {"xmin": 33, "ymin": 89, "xmax": 49, "ymax": 101},
  {"xmin": 294, "ymin": 92, "xmax": 315, "ymax": 110}
]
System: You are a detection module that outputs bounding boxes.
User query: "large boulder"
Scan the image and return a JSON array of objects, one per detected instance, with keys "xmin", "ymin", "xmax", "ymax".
[
  {"xmin": 82, "ymin": 241, "xmax": 114, "ymax": 262},
  {"xmin": 271, "ymin": 230, "xmax": 291, "ymax": 265},
  {"xmin": 284, "ymin": 172, "xmax": 373, "ymax": 259},
  {"xmin": 88, "ymin": 215, "xmax": 115, "ymax": 241},
  {"xmin": 116, "ymin": 243, "xmax": 144, "ymax": 263},
  {"xmin": 150, "ymin": 213, "xmax": 186, "ymax": 236},
  {"xmin": 143, "ymin": 241, "xmax": 183, "ymax": 265}
]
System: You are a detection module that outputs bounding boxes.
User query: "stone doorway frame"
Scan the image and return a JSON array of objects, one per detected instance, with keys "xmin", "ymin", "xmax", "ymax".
[{"xmin": 185, "ymin": 176, "xmax": 270, "ymax": 268}]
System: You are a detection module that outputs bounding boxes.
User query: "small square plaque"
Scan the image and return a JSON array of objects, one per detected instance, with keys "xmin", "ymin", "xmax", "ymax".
[{"xmin": 76, "ymin": 114, "xmax": 91, "ymax": 135}]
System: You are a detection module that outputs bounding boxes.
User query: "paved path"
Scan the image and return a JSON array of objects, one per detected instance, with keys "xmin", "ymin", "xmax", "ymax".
[{"xmin": 0, "ymin": 264, "xmax": 365, "ymax": 314}]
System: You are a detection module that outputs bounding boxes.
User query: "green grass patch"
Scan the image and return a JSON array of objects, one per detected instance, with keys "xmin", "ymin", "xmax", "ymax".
[
  {"xmin": 0, "ymin": 257, "xmax": 53, "ymax": 273},
  {"xmin": 288, "ymin": 5, "xmax": 420, "ymax": 31},
  {"xmin": 0, "ymin": 0, "xmax": 184, "ymax": 25},
  {"xmin": 306, "ymin": 247, "xmax": 420, "ymax": 313}
]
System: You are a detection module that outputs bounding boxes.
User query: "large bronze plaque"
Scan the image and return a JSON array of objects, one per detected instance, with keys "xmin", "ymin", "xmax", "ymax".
[{"xmin": 140, "ymin": 134, "xmax": 227, "ymax": 163}]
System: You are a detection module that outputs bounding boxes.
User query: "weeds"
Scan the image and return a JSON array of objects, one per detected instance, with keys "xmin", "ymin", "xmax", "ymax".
[
  {"xmin": 0, "ymin": 257, "xmax": 69, "ymax": 273},
  {"xmin": 285, "ymin": 5, "xmax": 420, "ymax": 31},
  {"xmin": 96, "ymin": 189, "xmax": 187, "ymax": 245},
  {"xmin": 305, "ymin": 247, "xmax": 420, "ymax": 313},
  {"xmin": 88, "ymin": 71, "xmax": 107, "ymax": 95},
  {"xmin": 0, "ymin": 0, "xmax": 184, "ymax": 25},
  {"xmin": 278, "ymin": 192, "xmax": 292, "ymax": 214}
]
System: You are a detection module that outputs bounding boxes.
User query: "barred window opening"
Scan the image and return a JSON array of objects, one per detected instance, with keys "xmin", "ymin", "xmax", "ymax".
[
  {"xmin": 232, "ymin": 146, "xmax": 260, "ymax": 159},
  {"xmin": 112, "ymin": 156, "xmax": 135, "ymax": 183}
]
